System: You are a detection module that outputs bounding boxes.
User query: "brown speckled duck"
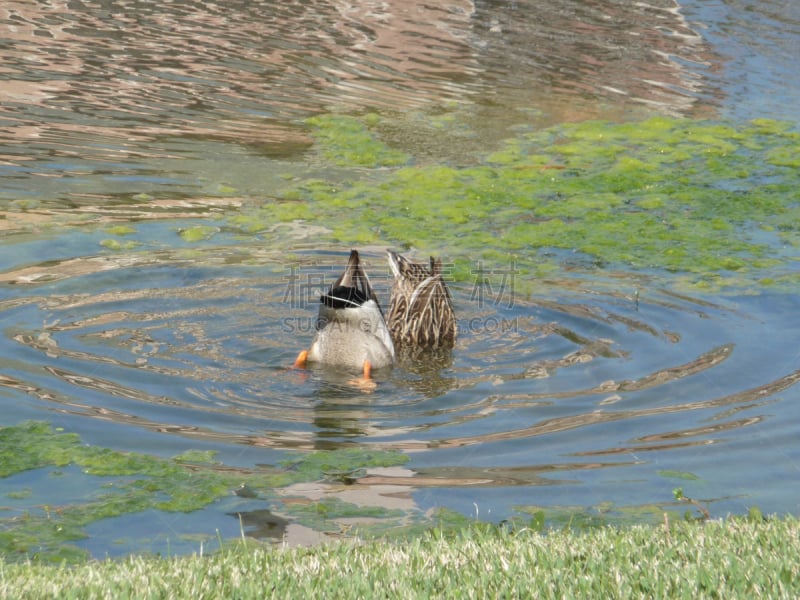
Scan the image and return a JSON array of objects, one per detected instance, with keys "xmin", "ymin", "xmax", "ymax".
[{"xmin": 386, "ymin": 250, "xmax": 456, "ymax": 350}]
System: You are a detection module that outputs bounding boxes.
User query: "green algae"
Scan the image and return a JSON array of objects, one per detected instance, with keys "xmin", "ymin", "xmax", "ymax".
[
  {"xmin": 512, "ymin": 502, "xmax": 678, "ymax": 531},
  {"xmin": 305, "ymin": 114, "xmax": 410, "ymax": 167},
  {"xmin": 281, "ymin": 497, "xmax": 407, "ymax": 533},
  {"xmin": 100, "ymin": 225, "xmax": 141, "ymax": 252},
  {"xmin": 173, "ymin": 449, "xmax": 219, "ymax": 464},
  {"xmin": 179, "ymin": 224, "xmax": 218, "ymax": 242},
  {"xmin": 280, "ymin": 447, "xmax": 409, "ymax": 482},
  {"xmin": 0, "ymin": 422, "xmax": 80, "ymax": 477},
  {"xmin": 0, "ymin": 422, "xmax": 238, "ymax": 525},
  {"xmin": 5, "ymin": 488, "xmax": 32, "ymax": 499},
  {"xmin": 224, "ymin": 114, "xmax": 798, "ymax": 293},
  {"xmin": 100, "ymin": 238, "xmax": 139, "ymax": 251},
  {"xmin": 0, "ymin": 421, "xmax": 412, "ymax": 563},
  {"xmin": 104, "ymin": 225, "xmax": 137, "ymax": 236}
]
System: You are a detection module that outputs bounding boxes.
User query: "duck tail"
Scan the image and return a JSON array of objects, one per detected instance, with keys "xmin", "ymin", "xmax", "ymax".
[{"xmin": 336, "ymin": 249, "xmax": 379, "ymax": 305}]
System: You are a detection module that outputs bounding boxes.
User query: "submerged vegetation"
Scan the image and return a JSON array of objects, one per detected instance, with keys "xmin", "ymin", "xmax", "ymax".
[
  {"xmin": 224, "ymin": 114, "xmax": 799, "ymax": 293},
  {"xmin": 304, "ymin": 113, "xmax": 411, "ymax": 167},
  {"xmin": 0, "ymin": 422, "xmax": 409, "ymax": 563},
  {"xmin": 0, "ymin": 420, "xmax": 739, "ymax": 564},
  {"xmin": 2, "ymin": 517, "xmax": 799, "ymax": 599},
  {"xmin": 5, "ymin": 111, "xmax": 796, "ymax": 292},
  {"xmin": 2, "ymin": 111, "xmax": 798, "ymax": 565}
]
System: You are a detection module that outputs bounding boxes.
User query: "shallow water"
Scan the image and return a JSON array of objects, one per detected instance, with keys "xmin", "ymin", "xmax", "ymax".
[{"xmin": 1, "ymin": 0, "xmax": 799, "ymax": 557}]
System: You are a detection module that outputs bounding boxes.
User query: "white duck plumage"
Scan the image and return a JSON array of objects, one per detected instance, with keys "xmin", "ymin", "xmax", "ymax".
[{"xmin": 299, "ymin": 250, "xmax": 395, "ymax": 374}]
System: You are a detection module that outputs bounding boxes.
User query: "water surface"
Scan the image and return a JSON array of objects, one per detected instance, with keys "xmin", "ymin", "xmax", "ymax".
[{"xmin": 1, "ymin": 0, "xmax": 799, "ymax": 557}]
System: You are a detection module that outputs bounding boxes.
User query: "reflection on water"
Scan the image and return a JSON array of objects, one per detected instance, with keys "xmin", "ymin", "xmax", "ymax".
[
  {"xmin": 3, "ymin": 0, "xmax": 797, "ymax": 215},
  {"xmin": 1, "ymin": 0, "xmax": 799, "ymax": 556},
  {"xmin": 0, "ymin": 0, "xmax": 736, "ymax": 208},
  {"xmin": 2, "ymin": 246, "xmax": 799, "ymax": 521},
  {"xmin": 1, "ymin": 0, "xmax": 713, "ymax": 145},
  {"xmin": 472, "ymin": 0, "xmax": 718, "ymax": 117},
  {"xmin": 682, "ymin": 0, "xmax": 800, "ymax": 122}
]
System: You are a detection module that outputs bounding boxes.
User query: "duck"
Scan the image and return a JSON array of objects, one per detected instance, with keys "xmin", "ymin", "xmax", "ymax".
[
  {"xmin": 386, "ymin": 250, "xmax": 457, "ymax": 350},
  {"xmin": 294, "ymin": 249, "xmax": 395, "ymax": 381}
]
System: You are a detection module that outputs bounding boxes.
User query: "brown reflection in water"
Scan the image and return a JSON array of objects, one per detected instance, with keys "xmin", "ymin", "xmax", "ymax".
[
  {"xmin": 534, "ymin": 297, "xmax": 674, "ymax": 340},
  {"xmin": 0, "ymin": 0, "xmax": 476, "ymax": 152},
  {"xmin": 0, "ymin": 256, "xmax": 137, "ymax": 285},
  {"xmin": 506, "ymin": 343, "xmax": 734, "ymax": 400},
  {"xmin": 226, "ymin": 509, "xmax": 288, "ymax": 540},
  {"xmin": 0, "ymin": 0, "xmax": 723, "ymax": 162},
  {"xmin": 327, "ymin": 0, "xmax": 479, "ymax": 96},
  {"xmin": 473, "ymin": 0, "xmax": 723, "ymax": 120},
  {"xmin": 570, "ymin": 416, "xmax": 764, "ymax": 456},
  {"xmin": 394, "ymin": 347, "xmax": 456, "ymax": 397},
  {"xmin": 0, "ymin": 198, "xmax": 243, "ymax": 234},
  {"xmin": 358, "ymin": 460, "xmax": 641, "ymax": 488},
  {"xmin": 45, "ymin": 365, "xmax": 185, "ymax": 407},
  {"xmin": 0, "ymin": 373, "xmax": 320, "ymax": 449},
  {"xmin": 0, "ymin": 372, "xmax": 57, "ymax": 402}
]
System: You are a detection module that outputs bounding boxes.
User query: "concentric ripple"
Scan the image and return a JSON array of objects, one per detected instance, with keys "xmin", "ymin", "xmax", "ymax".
[{"xmin": 3, "ymin": 248, "xmax": 798, "ymax": 518}]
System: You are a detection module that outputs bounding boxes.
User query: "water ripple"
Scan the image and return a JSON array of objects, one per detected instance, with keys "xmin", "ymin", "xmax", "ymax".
[
  {"xmin": 0, "ymin": 0, "xmax": 751, "ymax": 183},
  {"xmin": 3, "ymin": 249, "xmax": 796, "ymax": 469}
]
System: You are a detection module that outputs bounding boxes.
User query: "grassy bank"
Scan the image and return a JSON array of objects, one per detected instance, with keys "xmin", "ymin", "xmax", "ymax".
[{"xmin": 2, "ymin": 517, "xmax": 798, "ymax": 599}]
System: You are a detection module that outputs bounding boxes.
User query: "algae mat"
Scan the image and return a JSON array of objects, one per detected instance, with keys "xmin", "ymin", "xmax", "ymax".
[{"xmin": 222, "ymin": 114, "xmax": 798, "ymax": 293}]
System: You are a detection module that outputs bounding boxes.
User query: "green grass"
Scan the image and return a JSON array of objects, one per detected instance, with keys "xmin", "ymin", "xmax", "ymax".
[{"xmin": 1, "ymin": 517, "xmax": 798, "ymax": 598}]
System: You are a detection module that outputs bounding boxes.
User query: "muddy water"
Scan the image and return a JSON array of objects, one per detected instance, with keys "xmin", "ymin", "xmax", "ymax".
[{"xmin": 1, "ymin": 0, "xmax": 799, "ymax": 557}]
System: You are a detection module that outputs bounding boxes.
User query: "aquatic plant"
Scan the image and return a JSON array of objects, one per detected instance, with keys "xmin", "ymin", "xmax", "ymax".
[
  {"xmin": 305, "ymin": 114, "xmax": 410, "ymax": 167},
  {"xmin": 0, "ymin": 422, "xmax": 409, "ymax": 563},
  {"xmin": 230, "ymin": 114, "xmax": 800, "ymax": 293}
]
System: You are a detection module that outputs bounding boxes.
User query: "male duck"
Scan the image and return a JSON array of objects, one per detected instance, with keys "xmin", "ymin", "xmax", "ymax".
[
  {"xmin": 386, "ymin": 250, "xmax": 457, "ymax": 350},
  {"xmin": 294, "ymin": 249, "xmax": 395, "ymax": 379}
]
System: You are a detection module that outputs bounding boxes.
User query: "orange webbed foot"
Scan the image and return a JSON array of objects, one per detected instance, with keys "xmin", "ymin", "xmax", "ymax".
[
  {"xmin": 293, "ymin": 350, "xmax": 309, "ymax": 369},
  {"xmin": 348, "ymin": 360, "xmax": 377, "ymax": 392}
]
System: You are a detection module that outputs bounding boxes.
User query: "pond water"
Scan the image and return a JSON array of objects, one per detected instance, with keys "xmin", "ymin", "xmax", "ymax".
[{"xmin": 1, "ymin": 0, "xmax": 799, "ymax": 559}]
